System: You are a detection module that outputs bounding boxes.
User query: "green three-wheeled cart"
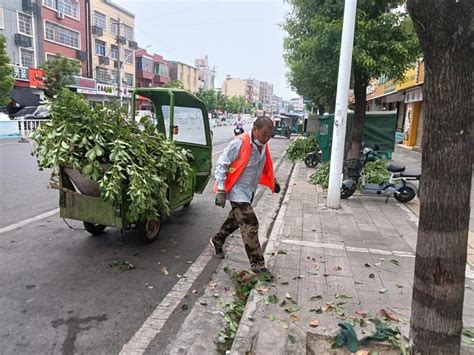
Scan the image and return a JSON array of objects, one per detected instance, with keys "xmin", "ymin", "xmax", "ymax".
[{"xmin": 58, "ymin": 88, "xmax": 213, "ymax": 243}]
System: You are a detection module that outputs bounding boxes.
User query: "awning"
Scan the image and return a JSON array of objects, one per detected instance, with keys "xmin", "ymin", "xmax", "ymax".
[{"xmin": 10, "ymin": 87, "xmax": 41, "ymax": 107}]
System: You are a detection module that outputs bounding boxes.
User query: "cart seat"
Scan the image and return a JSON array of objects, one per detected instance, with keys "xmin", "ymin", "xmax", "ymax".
[{"xmin": 387, "ymin": 164, "xmax": 405, "ymax": 173}]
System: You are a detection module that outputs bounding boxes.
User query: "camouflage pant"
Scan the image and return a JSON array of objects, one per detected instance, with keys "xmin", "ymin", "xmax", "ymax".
[{"xmin": 212, "ymin": 202, "xmax": 265, "ymax": 272}]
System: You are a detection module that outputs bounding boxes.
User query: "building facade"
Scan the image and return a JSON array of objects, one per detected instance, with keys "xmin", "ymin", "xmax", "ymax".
[
  {"xmin": 168, "ymin": 61, "xmax": 198, "ymax": 93},
  {"xmin": 89, "ymin": 0, "xmax": 136, "ymax": 102},
  {"xmin": 366, "ymin": 61, "xmax": 425, "ymax": 149},
  {"xmin": 221, "ymin": 76, "xmax": 246, "ymax": 98},
  {"xmin": 0, "ymin": 0, "xmax": 45, "ymax": 111},
  {"xmin": 194, "ymin": 55, "xmax": 213, "ymax": 90}
]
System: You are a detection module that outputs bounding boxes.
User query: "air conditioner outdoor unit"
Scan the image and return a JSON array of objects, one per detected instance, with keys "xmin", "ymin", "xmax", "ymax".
[
  {"xmin": 91, "ymin": 26, "xmax": 103, "ymax": 36},
  {"xmin": 57, "ymin": 12, "xmax": 64, "ymax": 19},
  {"xmin": 99, "ymin": 56, "xmax": 109, "ymax": 65}
]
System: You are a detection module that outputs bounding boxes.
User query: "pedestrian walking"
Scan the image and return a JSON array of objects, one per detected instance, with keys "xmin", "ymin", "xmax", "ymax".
[{"xmin": 210, "ymin": 116, "xmax": 281, "ymax": 275}]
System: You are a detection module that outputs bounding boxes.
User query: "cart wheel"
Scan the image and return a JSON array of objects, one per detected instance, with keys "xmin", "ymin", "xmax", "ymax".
[
  {"xmin": 183, "ymin": 201, "xmax": 191, "ymax": 208},
  {"xmin": 83, "ymin": 222, "xmax": 106, "ymax": 235},
  {"xmin": 142, "ymin": 217, "xmax": 162, "ymax": 244}
]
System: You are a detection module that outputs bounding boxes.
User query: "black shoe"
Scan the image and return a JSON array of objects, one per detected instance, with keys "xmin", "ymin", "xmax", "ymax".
[{"xmin": 209, "ymin": 238, "xmax": 224, "ymax": 259}]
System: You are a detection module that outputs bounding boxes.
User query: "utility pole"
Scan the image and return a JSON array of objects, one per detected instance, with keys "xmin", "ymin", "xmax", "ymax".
[
  {"xmin": 116, "ymin": 18, "xmax": 122, "ymax": 105},
  {"xmin": 326, "ymin": 0, "xmax": 357, "ymax": 209}
]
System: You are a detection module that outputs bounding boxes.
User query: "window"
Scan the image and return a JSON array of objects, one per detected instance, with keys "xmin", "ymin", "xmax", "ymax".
[
  {"xmin": 124, "ymin": 49, "xmax": 133, "ymax": 64},
  {"xmin": 45, "ymin": 21, "xmax": 80, "ymax": 49},
  {"xmin": 96, "ymin": 67, "xmax": 109, "ymax": 83},
  {"xmin": 44, "ymin": 0, "xmax": 79, "ymax": 19},
  {"xmin": 111, "ymin": 45, "xmax": 118, "ymax": 60},
  {"xmin": 138, "ymin": 57, "xmax": 153, "ymax": 73},
  {"xmin": 110, "ymin": 18, "xmax": 119, "ymax": 35},
  {"xmin": 123, "ymin": 25, "xmax": 133, "ymax": 40},
  {"xmin": 94, "ymin": 11, "xmax": 106, "ymax": 30},
  {"xmin": 154, "ymin": 63, "xmax": 169, "ymax": 77},
  {"xmin": 46, "ymin": 53, "xmax": 60, "ymax": 62},
  {"xmin": 20, "ymin": 48, "xmax": 35, "ymax": 67},
  {"xmin": 95, "ymin": 40, "xmax": 106, "ymax": 56},
  {"xmin": 162, "ymin": 106, "xmax": 206, "ymax": 145},
  {"xmin": 124, "ymin": 73, "xmax": 134, "ymax": 86},
  {"xmin": 18, "ymin": 12, "xmax": 33, "ymax": 36},
  {"xmin": 110, "ymin": 69, "xmax": 118, "ymax": 84}
]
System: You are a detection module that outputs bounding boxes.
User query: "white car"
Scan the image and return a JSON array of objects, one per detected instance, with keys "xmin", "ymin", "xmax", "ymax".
[{"xmin": 13, "ymin": 106, "xmax": 49, "ymax": 120}]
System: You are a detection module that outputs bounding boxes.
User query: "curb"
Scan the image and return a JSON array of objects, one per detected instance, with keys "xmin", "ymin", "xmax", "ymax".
[{"xmin": 230, "ymin": 161, "xmax": 301, "ymax": 354}]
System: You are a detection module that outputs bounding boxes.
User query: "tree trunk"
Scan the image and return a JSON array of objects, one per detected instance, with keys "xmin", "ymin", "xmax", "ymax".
[
  {"xmin": 407, "ymin": 0, "xmax": 472, "ymax": 353},
  {"xmin": 347, "ymin": 68, "xmax": 368, "ymax": 160}
]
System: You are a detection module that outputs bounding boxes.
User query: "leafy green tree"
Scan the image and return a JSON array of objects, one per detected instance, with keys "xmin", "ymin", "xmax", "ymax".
[
  {"xmin": 40, "ymin": 55, "xmax": 81, "ymax": 98},
  {"xmin": 284, "ymin": 0, "xmax": 419, "ymax": 158},
  {"xmin": 164, "ymin": 80, "xmax": 184, "ymax": 89},
  {"xmin": 216, "ymin": 91, "xmax": 228, "ymax": 112},
  {"xmin": 0, "ymin": 35, "xmax": 14, "ymax": 106},
  {"xmin": 195, "ymin": 88, "xmax": 217, "ymax": 112}
]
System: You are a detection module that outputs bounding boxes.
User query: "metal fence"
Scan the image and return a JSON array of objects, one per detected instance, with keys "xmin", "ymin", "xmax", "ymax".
[{"xmin": 0, "ymin": 119, "xmax": 50, "ymax": 140}]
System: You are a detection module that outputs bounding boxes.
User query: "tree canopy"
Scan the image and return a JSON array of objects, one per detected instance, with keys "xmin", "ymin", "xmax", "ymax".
[
  {"xmin": 284, "ymin": 0, "xmax": 419, "ymax": 156},
  {"xmin": 40, "ymin": 55, "xmax": 81, "ymax": 98},
  {"xmin": 0, "ymin": 35, "xmax": 14, "ymax": 106},
  {"xmin": 163, "ymin": 80, "xmax": 184, "ymax": 89}
]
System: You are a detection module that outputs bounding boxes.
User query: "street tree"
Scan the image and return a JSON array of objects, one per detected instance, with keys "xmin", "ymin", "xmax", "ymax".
[
  {"xmin": 40, "ymin": 55, "xmax": 81, "ymax": 98},
  {"xmin": 164, "ymin": 80, "xmax": 184, "ymax": 89},
  {"xmin": 406, "ymin": 0, "xmax": 472, "ymax": 353},
  {"xmin": 284, "ymin": 0, "xmax": 419, "ymax": 158},
  {"xmin": 195, "ymin": 88, "xmax": 217, "ymax": 112},
  {"xmin": 0, "ymin": 34, "xmax": 14, "ymax": 106}
]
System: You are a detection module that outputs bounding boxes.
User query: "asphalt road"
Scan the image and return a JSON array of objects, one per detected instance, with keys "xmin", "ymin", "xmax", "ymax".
[{"xmin": 0, "ymin": 125, "xmax": 291, "ymax": 354}]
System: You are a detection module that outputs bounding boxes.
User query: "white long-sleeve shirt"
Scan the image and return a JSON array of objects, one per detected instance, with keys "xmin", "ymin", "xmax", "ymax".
[{"xmin": 214, "ymin": 131, "xmax": 266, "ymax": 203}]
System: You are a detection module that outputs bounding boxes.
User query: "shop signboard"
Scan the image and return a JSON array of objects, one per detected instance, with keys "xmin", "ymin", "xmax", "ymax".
[
  {"xmin": 396, "ymin": 67, "xmax": 418, "ymax": 91},
  {"xmin": 96, "ymin": 83, "xmax": 133, "ymax": 98},
  {"xmin": 12, "ymin": 65, "xmax": 29, "ymax": 82},
  {"xmin": 29, "ymin": 68, "xmax": 44, "ymax": 88},
  {"xmin": 69, "ymin": 76, "xmax": 97, "ymax": 95}
]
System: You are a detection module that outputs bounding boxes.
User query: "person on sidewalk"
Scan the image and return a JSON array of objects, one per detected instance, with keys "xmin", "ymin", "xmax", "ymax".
[{"xmin": 210, "ymin": 116, "xmax": 281, "ymax": 275}]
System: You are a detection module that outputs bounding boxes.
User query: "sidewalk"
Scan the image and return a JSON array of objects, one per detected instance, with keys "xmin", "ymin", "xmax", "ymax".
[{"xmin": 231, "ymin": 161, "xmax": 474, "ymax": 354}]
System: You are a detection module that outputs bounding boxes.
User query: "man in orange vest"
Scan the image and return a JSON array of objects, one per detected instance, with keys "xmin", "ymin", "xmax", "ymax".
[{"xmin": 210, "ymin": 116, "xmax": 281, "ymax": 275}]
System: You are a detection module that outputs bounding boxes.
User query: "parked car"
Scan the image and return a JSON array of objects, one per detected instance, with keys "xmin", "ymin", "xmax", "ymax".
[{"xmin": 13, "ymin": 106, "xmax": 50, "ymax": 120}]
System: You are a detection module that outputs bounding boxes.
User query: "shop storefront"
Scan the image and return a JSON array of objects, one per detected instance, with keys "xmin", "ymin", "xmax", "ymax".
[
  {"xmin": 8, "ymin": 65, "xmax": 44, "ymax": 115},
  {"xmin": 402, "ymin": 87, "xmax": 424, "ymax": 148}
]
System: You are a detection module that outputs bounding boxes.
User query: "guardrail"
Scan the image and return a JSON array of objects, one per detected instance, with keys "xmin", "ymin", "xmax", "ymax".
[{"xmin": 0, "ymin": 119, "xmax": 50, "ymax": 141}]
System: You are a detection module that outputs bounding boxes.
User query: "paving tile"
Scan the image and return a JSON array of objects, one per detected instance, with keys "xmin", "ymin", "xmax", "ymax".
[
  {"xmin": 300, "ymin": 246, "xmax": 325, "ymax": 262},
  {"xmin": 325, "ymin": 275, "xmax": 358, "ymax": 303},
  {"xmin": 350, "ymin": 266, "xmax": 384, "ymax": 291},
  {"xmin": 299, "ymin": 260, "xmax": 327, "ymax": 285},
  {"xmin": 358, "ymin": 223, "xmax": 379, "ymax": 232},
  {"xmin": 272, "ymin": 246, "xmax": 302, "ymax": 271}
]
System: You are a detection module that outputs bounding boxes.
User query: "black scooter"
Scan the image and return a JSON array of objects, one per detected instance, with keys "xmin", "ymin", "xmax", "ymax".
[
  {"xmin": 340, "ymin": 147, "xmax": 421, "ymax": 203},
  {"xmin": 304, "ymin": 149, "xmax": 322, "ymax": 168}
]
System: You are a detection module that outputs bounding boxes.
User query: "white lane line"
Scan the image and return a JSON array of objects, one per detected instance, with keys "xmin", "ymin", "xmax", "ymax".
[
  {"xmin": 0, "ymin": 208, "xmax": 59, "ymax": 235},
  {"xmin": 119, "ymin": 246, "xmax": 214, "ymax": 354}
]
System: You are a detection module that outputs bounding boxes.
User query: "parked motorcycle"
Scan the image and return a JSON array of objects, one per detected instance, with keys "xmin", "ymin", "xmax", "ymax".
[
  {"xmin": 304, "ymin": 149, "xmax": 322, "ymax": 168},
  {"xmin": 340, "ymin": 147, "xmax": 421, "ymax": 203}
]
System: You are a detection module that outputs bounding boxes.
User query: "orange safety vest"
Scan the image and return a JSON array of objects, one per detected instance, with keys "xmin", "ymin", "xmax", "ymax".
[{"xmin": 214, "ymin": 131, "xmax": 275, "ymax": 193}]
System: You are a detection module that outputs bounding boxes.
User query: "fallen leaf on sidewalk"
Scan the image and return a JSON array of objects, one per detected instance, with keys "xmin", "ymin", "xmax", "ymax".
[
  {"xmin": 355, "ymin": 310, "xmax": 368, "ymax": 318},
  {"xmin": 281, "ymin": 281, "xmax": 289, "ymax": 285},
  {"xmin": 186, "ymin": 260, "xmax": 193, "ymax": 264},
  {"xmin": 176, "ymin": 274, "xmax": 185, "ymax": 279},
  {"xmin": 364, "ymin": 263, "xmax": 371, "ymax": 267},
  {"xmin": 285, "ymin": 306, "xmax": 300, "ymax": 313},
  {"xmin": 200, "ymin": 301, "xmax": 208, "ymax": 306},
  {"xmin": 309, "ymin": 319, "xmax": 320, "ymax": 327},
  {"xmin": 288, "ymin": 334, "xmax": 296, "ymax": 344},
  {"xmin": 379, "ymin": 308, "xmax": 400, "ymax": 322},
  {"xmin": 320, "ymin": 259, "xmax": 328, "ymax": 263},
  {"xmin": 355, "ymin": 281, "xmax": 364, "ymax": 285},
  {"xmin": 374, "ymin": 262, "xmax": 382, "ymax": 266},
  {"xmin": 192, "ymin": 289, "xmax": 197, "ymax": 294},
  {"xmin": 308, "ymin": 271, "xmax": 318, "ymax": 276},
  {"xmin": 181, "ymin": 304, "xmax": 189, "ymax": 311},
  {"xmin": 213, "ymin": 293, "xmax": 219, "ymax": 298},
  {"xmin": 268, "ymin": 314, "xmax": 276, "ymax": 321},
  {"xmin": 281, "ymin": 322, "xmax": 289, "ymax": 329},
  {"xmin": 322, "ymin": 303, "xmax": 335, "ymax": 312},
  {"xmin": 310, "ymin": 294, "xmax": 322, "ymax": 301},
  {"xmin": 333, "ymin": 266, "xmax": 343, "ymax": 271},
  {"xmin": 208, "ymin": 282, "xmax": 218, "ymax": 289},
  {"xmin": 256, "ymin": 287, "xmax": 269, "ymax": 293},
  {"xmin": 355, "ymin": 351, "xmax": 370, "ymax": 355},
  {"xmin": 310, "ymin": 307, "xmax": 323, "ymax": 314},
  {"xmin": 390, "ymin": 259, "xmax": 400, "ymax": 266},
  {"xmin": 293, "ymin": 275, "xmax": 305, "ymax": 280},
  {"xmin": 161, "ymin": 266, "xmax": 169, "ymax": 275},
  {"xmin": 290, "ymin": 314, "xmax": 299, "ymax": 322},
  {"xmin": 335, "ymin": 293, "xmax": 352, "ymax": 300},
  {"xmin": 379, "ymin": 288, "xmax": 388, "ymax": 294},
  {"xmin": 396, "ymin": 284, "xmax": 403, "ymax": 288},
  {"xmin": 285, "ymin": 292, "xmax": 292, "ymax": 299},
  {"xmin": 369, "ymin": 273, "xmax": 375, "ymax": 279},
  {"xmin": 277, "ymin": 250, "xmax": 288, "ymax": 255},
  {"xmin": 267, "ymin": 294, "xmax": 279, "ymax": 304}
]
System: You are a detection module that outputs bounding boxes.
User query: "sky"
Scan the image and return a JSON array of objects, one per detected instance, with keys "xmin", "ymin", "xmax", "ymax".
[{"xmin": 113, "ymin": 0, "xmax": 298, "ymax": 99}]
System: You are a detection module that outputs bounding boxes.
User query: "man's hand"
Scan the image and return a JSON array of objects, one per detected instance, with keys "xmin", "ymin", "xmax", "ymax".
[
  {"xmin": 274, "ymin": 181, "xmax": 281, "ymax": 194},
  {"xmin": 215, "ymin": 190, "xmax": 226, "ymax": 208}
]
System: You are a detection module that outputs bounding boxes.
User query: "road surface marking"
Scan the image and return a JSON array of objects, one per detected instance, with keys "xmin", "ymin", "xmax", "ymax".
[
  {"xmin": 0, "ymin": 208, "xmax": 59, "ymax": 235},
  {"xmin": 119, "ymin": 245, "xmax": 214, "ymax": 354}
]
